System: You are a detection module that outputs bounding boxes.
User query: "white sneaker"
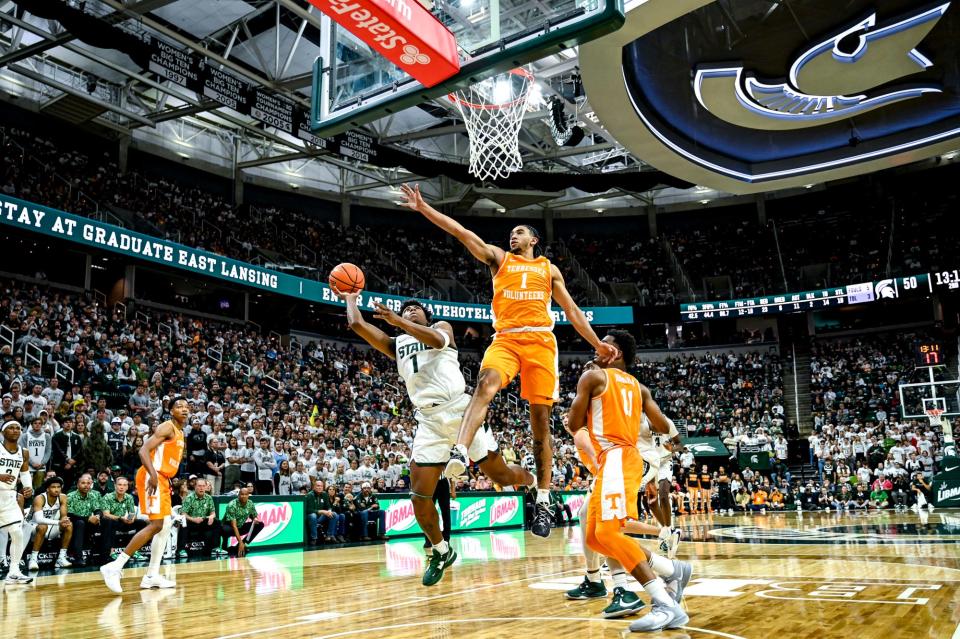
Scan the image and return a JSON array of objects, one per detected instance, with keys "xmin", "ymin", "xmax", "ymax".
[
  {"xmin": 628, "ymin": 602, "xmax": 689, "ymax": 632},
  {"xmin": 928, "ymin": 504, "xmax": 935, "ymax": 512},
  {"xmin": 100, "ymin": 564, "xmax": 123, "ymax": 594},
  {"xmin": 56, "ymin": 555, "xmax": 73, "ymax": 569},
  {"xmin": 666, "ymin": 560, "xmax": 693, "ymax": 603},
  {"xmin": 140, "ymin": 574, "xmax": 176, "ymax": 589},
  {"xmin": 28, "ymin": 557, "xmax": 39, "ymax": 571},
  {"xmin": 667, "ymin": 528, "xmax": 683, "ymax": 559},
  {"xmin": 657, "ymin": 527, "xmax": 671, "ymax": 554},
  {"xmin": 3, "ymin": 573, "xmax": 33, "ymax": 586}
]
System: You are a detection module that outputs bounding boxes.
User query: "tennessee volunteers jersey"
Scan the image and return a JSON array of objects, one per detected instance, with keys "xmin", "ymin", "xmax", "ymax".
[
  {"xmin": 491, "ymin": 253, "xmax": 554, "ymax": 332},
  {"xmin": 152, "ymin": 423, "xmax": 185, "ymax": 478},
  {"xmin": 587, "ymin": 368, "xmax": 643, "ymax": 454}
]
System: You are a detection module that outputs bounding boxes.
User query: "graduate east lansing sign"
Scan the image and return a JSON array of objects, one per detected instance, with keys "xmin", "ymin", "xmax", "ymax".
[{"xmin": 1, "ymin": 195, "xmax": 633, "ymax": 326}]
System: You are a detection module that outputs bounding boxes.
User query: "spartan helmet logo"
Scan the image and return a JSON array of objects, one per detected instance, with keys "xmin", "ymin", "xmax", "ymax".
[
  {"xmin": 694, "ymin": 3, "xmax": 950, "ymax": 130},
  {"xmin": 874, "ymin": 279, "xmax": 898, "ymax": 299},
  {"xmin": 400, "ymin": 45, "xmax": 431, "ymax": 66}
]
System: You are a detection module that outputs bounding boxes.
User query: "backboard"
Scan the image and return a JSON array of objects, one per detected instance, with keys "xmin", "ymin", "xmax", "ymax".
[
  {"xmin": 310, "ymin": 0, "xmax": 624, "ymax": 136},
  {"xmin": 899, "ymin": 379, "xmax": 960, "ymax": 420}
]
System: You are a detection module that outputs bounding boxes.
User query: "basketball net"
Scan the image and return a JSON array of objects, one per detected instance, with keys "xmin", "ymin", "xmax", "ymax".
[
  {"xmin": 926, "ymin": 407, "xmax": 944, "ymax": 427},
  {"xmin": 449, "ymin": 67, "xmax": 534, "ymax": 181}
]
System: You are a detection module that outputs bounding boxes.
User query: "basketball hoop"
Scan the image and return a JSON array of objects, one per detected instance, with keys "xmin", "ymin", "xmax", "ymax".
[
  {"xmin": 448, "ymin": 67, "xmax": 534, "ymax": 181},
  {"xmin": 926, "ymin": 408, "xmax": 944, "ymax": 427}
]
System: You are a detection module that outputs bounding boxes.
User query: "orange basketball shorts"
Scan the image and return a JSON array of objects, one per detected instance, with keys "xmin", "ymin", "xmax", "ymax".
[
  {"xmin": 136, "ymin": 466, "xmax": 172, "ymax": 520},
  {"xmin": 480, "ymin": 332, "xmax": 558, "ymax": 405},
  {"xmin": 585, "ymin": 446, "xmax": 646, "ymax": 572}
]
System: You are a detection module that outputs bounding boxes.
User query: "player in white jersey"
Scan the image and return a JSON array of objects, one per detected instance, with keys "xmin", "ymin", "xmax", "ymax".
[
  {"xmin": 0, "ymin": 418, "xmax": 34, "ymax": 585},
  {"xmin": 25, "ymin": 476, "xmax": 72, "ymax": 571},
  {"xmin": 637, "ymin": 415, "xmax": 683, "ymax": 558},
  {"xmin": 337, "ymin": 290, "xmax": 534, "ymax": 586}
]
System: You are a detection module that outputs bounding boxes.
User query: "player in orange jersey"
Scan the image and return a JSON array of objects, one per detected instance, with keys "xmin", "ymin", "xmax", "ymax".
[
  {"xmin": 566, "ymin": 331, "xmax": 692, "ymax": 632},
  {"xmin": 399, "ymin": 184, "xmax": 618, "ymax": 538},
  {"xmin": 100, "ymin": 397, "xmax": 188, "ymax": 593}
]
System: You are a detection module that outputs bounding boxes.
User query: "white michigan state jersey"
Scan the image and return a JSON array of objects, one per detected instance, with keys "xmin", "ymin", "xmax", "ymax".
[
  {"xmin": 395, "ymin": 333, "xmax": 465, "ymax": 409},
  {"xmin": 637, "ymin": 415, "xmax": 672, "ymax": 458},
  {"xmin": 0, "ymin": 443, "xmax": 24, "ymax": 492},
  {"xmin": 32, "ymin": 493, "xmax": 62, "ymax": 522}
]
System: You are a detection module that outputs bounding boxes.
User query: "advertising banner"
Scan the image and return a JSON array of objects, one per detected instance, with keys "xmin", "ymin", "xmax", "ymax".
[
  {"xmin": 0, "ymin": 194, "xmax": 634, "ymax": 325},
  {"xmin": 562, "ymin": 491, "xmax": 587, "ymax": 523},
  {"xmin": 215, "ymin": 496, "xmax": 305, "ymax": 550},
  {"xmin": 379, "ymin": 492, "xmax": 524, "ymax": 537},
  {"xmin": 682, "ymin": 437, "xmax": 729, "ymax": 457}
]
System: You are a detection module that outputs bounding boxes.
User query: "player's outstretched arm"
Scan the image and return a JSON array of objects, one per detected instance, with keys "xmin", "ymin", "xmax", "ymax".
[
  {"xmin": 372, "ymin": 303, "xmax": 455, "ymax": 350},
  {"xmin": 640, "ymin": 384, "xmax": 676, "ymax": 436},
  {"xmin": 550, "ymin": 266, "xmax": 618, "ymax": 363},
  {"xmin": 398, "ymin": 184, "xmax": 505, "ymax": 268},
  {"xmin": 335, "ymin": 290, "xmax": 396, "ymax": 359}
]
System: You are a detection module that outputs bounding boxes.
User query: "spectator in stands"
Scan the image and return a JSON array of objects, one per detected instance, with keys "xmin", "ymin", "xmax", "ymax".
[
  {"xmin": 20, "ymin": 416, "xmax": 51, "ymax": 489},
  {"xmin": 734, "ymin": 487, "xmax": 751, "ymax": 512},
  {"xmin": 220, "ymin": 487, "xmax": 264, "ymax": 557},
  {"xmin": 750, "ymin": 486, "xmax": 768, "ymax": 513},
  {"xmin": 253, "ymin": 437, "xmax": 276, "ymax": 495},
  {"xmin": 51, "ymin": 415, "xmax": 82, "ymax": 489},
  {"xmin": 356, "ymin": 482, "xmax": 384, "ymax": 541},
  {"xmin": 204, "ymin": 439, "xmax": 226, "ymax": 495},
  {"xmin": 179, "ymin": 478, "xmax": 223, "ymax": 558},
  {"xmin": 306, "ymin": 480, "xmax": 343, "ymax": 545},
  {"xmin": 93, "ymin": 470, "xmax": 114, "ymax": 496}
]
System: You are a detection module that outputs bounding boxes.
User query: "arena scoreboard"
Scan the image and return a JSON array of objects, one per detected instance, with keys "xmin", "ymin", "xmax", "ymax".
[
  {"xmin": 914, "ymin": 341, "xmax": 944, "ymax": 366},
  {"xmin": 681, "ymin": 270, "xmax": 960, "ymax": 321}
]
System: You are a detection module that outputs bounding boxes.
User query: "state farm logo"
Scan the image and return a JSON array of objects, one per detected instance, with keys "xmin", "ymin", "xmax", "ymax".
[
  {"xmin": 254, "ymin": 503, "xmax": 292, "ymax": 543},
  {"xmin": 490, "ymin": 497, "xmax": 519, "ymax": 525},
  {"xmin": 400, "ymin": 45, "xmax": 430, "ymax": 65},
  {"xmin": 323, "ymin": 0, "xmax": 411, "ymax": 52},
  {"xmin": 386, "ymin": 500, "xmax": 417, "ymax": 532}
]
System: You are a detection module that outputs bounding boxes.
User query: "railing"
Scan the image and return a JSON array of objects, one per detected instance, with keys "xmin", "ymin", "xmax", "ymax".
[
  {"xmin": 296, "ymin": 391, "xmax": 312, "ymax": 406},
  {"xmin": 507, "ymin": 392, "xmax": 519, "ymax": 409},
  {"xmin": 206, "ymin": 347, "xmax": 223, "ymax": 364},
  {"xmin": 233, "ymin": 360, "xmax": 251, "ymax": 377},
  {"xmin": 54, "ymin": 361, "xmax": 74, "ymax": 384},
  {"xmin": 158, "ymin": 322, "xmax": 173, "ymax": 342},
  {"xmin": 114, "ymin": 302, "xmax": 127, "ymax": 319},
  {"xmin": 135, "ymin": 311, "xmax": 150, "ymax": 327},
  {"xmin": 24, "ymin": 342, "xmax": 44, "ymax": 371},
  {"xmin": 269, "ymin": 330, "xmax": 282, "ymax": 343},
  {"xmin": 247, "ymin": 321, "xmax": 262, "ymax": 334},
  {"xmin": 263, "ymin": 375, "xmax": 282, "ymax": 391},
  {"xmin": 92, "ymin": 289, "xmax": 107, "ymax": 308},
  {"xmin": 201, "ymin": 218, "xmax": 222, "ymax": 241},
  {"xmin": 0, "ymin": 325, "xmax": 14, "ymax": 354},
  {"xmin": 661, "ymin": 238, "xmax": 696, "ymax": 302}
]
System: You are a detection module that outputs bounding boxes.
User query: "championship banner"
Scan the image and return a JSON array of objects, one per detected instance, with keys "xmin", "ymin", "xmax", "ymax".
[
  {"xmin": 214, "ymin": 496, "xmax": 305, "ymax": 550},
  {"xmin": 681, "ymin": 437, "xmax": 729, "ymax": 458},
  {"xmin": 379, "ymin": 492, "xmax": 524, "ymax": 537},
  {"xmin": 0, "ymin": 194, "xmax": 634, "ymax": 325}
]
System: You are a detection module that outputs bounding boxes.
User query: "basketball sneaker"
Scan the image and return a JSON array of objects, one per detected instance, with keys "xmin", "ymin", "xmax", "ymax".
[
  {"xmin": 140, "ymin": 574, "xmax": 176, "ymax": 589},
  {"xmin": 3, "ymin": 573, "xmax": 33, "ymax": 586},
  {"xmin": 531, "ymin": 501, "xmax": 554, "ymax": 538},
  {"xmin": 28, "ymin": 557, "xmax": 39, "ymax": 571},
  {"xmin": 443, "ymin": 445, "xmax": 468, "ymax": 480},
  {"xmin": 564, "ymin": 576, "xmax": 607, "ymax": 600},
  {"xmin": 657, "ymin": 527, "xmax": 671, "ymax": 554},
  {"xmin": 628, "ymin": 601, "xmax": 689, "ymax": 632},
  {"xmin": 667, "ymin": 528, "xmax": 683, "ymax": 559},
  {"xmin": 421, "ymin": 547, "xmax": 458, "ymax": 587},
  {"xmin": 100, "ymin": 564, "xmax": 123, "ymax": 593},
  {"xmin": 602, "ymin": 587, "xmax": 645, "ymax": 618},
  {"xmin": 666, "ymin": 559, "xmax": 693, "ymax": 604},
  {"xmin": 55, "ymin": 555, "xmax": 73, "ymax": 569}
]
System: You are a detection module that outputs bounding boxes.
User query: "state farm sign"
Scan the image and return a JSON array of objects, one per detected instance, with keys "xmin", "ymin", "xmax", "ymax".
[{"xmin": 309, "ymin": 0, "xmax": 459, "ymax": 87}]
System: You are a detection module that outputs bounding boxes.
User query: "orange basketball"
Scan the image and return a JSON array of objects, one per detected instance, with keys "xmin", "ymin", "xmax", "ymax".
[{"xmin": 329, "ymin": 263, "xmax": 365, "ymax": 294}]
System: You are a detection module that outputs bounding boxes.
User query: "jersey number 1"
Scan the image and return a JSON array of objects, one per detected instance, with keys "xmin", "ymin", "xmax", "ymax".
[
  {"xmin": 411, "ymin": 354, "xmax": 419, "ymax": 373},
  {"xmin": 520, "ymin": 273, "xmax": 528, "ymax": 289},
  {"xmin": 621, "ymin": 389, "xmax": 634, "ymax": 416}
]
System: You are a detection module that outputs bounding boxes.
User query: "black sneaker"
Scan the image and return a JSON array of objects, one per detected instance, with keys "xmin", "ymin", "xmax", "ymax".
[
  {"xmin": 422, "ymin": 548, "xmax": 457, "ymax": 586},
  {"xmin": 532, "ymin": 501, "xmax": 554, "ymax": 538},
  {"xmin": 565, "ymin": 576, "xmax": 607, "ymax": 600}
]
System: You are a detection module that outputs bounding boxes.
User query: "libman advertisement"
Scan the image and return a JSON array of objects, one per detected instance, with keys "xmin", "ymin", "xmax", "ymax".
[
  {"xmin": 379, "ymin": 492, "xmax": 524, "ymax": 537},
  {"xmin": 562, "ymin": 491, "xmax": 588, "ymax": 523},
  {"xmin": 215, "ymin": 496, "xmax": 305, "ymax": 550},
  {"xmin": 933, "ymin": 480, "xmax": 960, "ymax": 507}
]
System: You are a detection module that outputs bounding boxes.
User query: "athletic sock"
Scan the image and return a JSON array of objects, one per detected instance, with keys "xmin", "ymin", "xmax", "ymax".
[
  {"xmin": 113, "ymin": 551, "xmax": 131, "ymax": 569},
  {"xmin": 433, "ymin": 540, "xmax": 449, "ymax": 555},
  {"xmin": 612, "ymin": 570, "xmax": 628, "ymax": 589},
  {"xmin": 586, "ymin": 568, "xmax": 602, "ymax": 584},
  {"xmin": 648, "ymin": 553, "xmax": 675, "ymax": 578},
  {"xmin": 536, "ymin": 489, "xmax": 551, "ymax": 504},
  {"xmin": 148, "ymin": 533, "xmax": 167, "ymax": 577},
  {"xmin": 642, "ymin": 577, "xmax": 675, "ymax": 608},
  {"xmin": 58, "ymin": 549, "xmax": 68, "ymax": 559},
  {"xmin": 30, "ymin": 551, "xmax": 38, "ymax": 562},
  {"xmin": 658, "ymin": 526, "xmax": 671, "ymax": 540}
]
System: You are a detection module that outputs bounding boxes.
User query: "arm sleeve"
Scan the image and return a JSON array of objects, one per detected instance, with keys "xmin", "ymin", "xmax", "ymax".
[{"xmin": 33, "ymin": 509, "xmax": 60, "ymax": 526}]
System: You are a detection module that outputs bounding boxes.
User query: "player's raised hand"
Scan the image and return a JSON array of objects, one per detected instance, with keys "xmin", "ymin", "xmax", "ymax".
[
  {"xmin": 373, "ymin": 302, "xmax": 404, "ymax": 327},
  {"xmin": 332, "ymin": 285, "xmax": 360, "ymax": 303},
  {"xmin": 397, "ymin": 183, "xmax": 425, "ymax": 212},
  {"xmin": 595, "ymin": 341, "xmax": 620, "ymax": 365}
]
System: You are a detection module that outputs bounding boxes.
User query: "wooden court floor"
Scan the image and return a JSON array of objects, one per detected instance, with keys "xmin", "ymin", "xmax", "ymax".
[{"xmin": 5, "ymin": 509, "xmax": 960, "ymax": 639}]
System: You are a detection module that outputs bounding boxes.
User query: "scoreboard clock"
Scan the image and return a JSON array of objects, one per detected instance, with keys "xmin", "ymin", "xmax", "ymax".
[{"xmin": 915, "ymin": 341, "xmax": 944, "ymax": 366}]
